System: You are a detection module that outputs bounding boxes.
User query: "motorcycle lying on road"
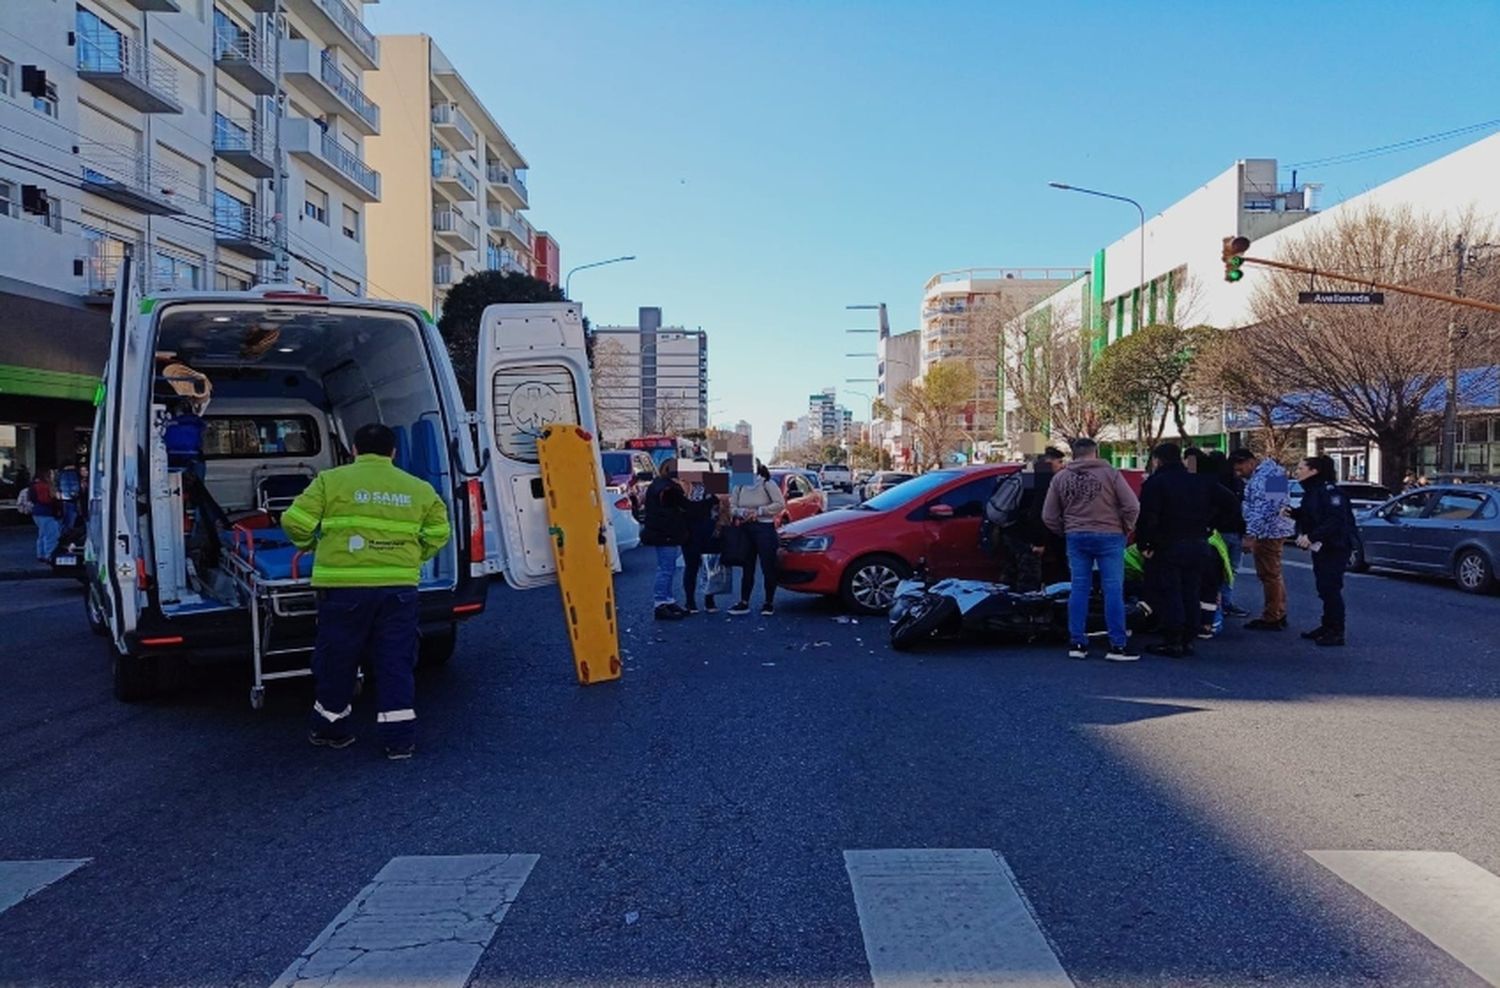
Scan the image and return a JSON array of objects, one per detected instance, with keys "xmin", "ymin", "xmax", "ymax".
[{"xmin": 888, "ymin": 576, "xmax": 1153, "ymax": 651}]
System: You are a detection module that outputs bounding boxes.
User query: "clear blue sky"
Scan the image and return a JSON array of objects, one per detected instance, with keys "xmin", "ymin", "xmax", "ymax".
[{"xmin": 366, "ymin": 0, "xmax": 1500, "ymax": 454}]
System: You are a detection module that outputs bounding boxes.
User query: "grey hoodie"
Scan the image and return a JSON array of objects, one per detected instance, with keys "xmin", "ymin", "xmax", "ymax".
[{"xmin": 1042, "ymin": 457, "xmax": 1140, "ymax": 537}]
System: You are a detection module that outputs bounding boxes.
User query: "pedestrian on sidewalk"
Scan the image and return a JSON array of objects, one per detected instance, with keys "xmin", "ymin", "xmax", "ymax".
[
  {"xmin": 728, "ymin": 462, "xmax": 785, "ymax": 616},
  {"xmin": 1042, "ymin": 438, "xmax": 1140, "ymax": 662},
  {"xmin": 641, "ymin": 458, "xmax": 691, "ymax": 621},
  {"xmin": 24, "ymin": 470, "xmax": 62, "ymax": 564},
  {"xmin": 1136, "ymin": 443, "xmax": 1217, "ymax": 657},
  {"xmin": 1231, "ymin": 448, "xmax": 1296, "ymax": 631},
  {"xmin": 1291, "ymin": 455, "xmax": 1357, "ymax": 647}
]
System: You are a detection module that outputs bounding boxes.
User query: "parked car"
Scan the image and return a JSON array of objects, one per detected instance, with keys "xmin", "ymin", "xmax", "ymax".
[
  {"xmin": 819, "ymin": 463, "xmax": 853, "ymax": 492},
  {"xmin": 768, "ymin": 469, "xmax": 826, "ymax": 527},
  {"xmin": 1353, "ymin": 483, "xmax": 1500, "ymax": 592},
  {"xmin": 859, "ymin": 471, "xmax": 915, "ymax": 502},
  {"xmin": 605, "ymin": 486, "xmax": 641, "ymax": 553},
  {"xmin": 601, "ymin": 449, "xmax": 656, "ymax": 517},
  {"xmin": 777, "ymin": 465, "xmax": 1018, "ymax": 613},
  {"xmin": 1289, "ymin": 479, "xmax": 1393, "ymax": 513}
]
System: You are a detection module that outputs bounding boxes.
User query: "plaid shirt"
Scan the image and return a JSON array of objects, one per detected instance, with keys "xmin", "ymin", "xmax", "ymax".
[{"xmin": 1243, "ymin": 459, "xmax": 1296, "ymax": 539}]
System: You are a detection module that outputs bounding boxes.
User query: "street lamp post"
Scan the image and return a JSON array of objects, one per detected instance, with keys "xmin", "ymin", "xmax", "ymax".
[
  {"xmin": 563, "ymin": 255, "xmax": 637, "ymax": 298},
  {"xmin": 1049, "ymin": 182, "xmax": 1146, "ymax": 322}
]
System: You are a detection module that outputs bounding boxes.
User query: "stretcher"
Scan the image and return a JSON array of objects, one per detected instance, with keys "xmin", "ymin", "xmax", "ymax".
[{"xmin": 220, "ymin": 520, "xmax": 321, "ymax": 709}]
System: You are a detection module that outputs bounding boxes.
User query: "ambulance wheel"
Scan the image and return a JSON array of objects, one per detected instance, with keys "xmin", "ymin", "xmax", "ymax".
[
  {"xmin": 419, "ymin": 625, "xmax": 457, "ymax": 667},
  {"xmin": 111, "ymin": 647, "xmax": 158, "ymax": 703}
]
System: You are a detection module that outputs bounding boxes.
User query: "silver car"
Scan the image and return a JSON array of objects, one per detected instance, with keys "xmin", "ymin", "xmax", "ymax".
[{"xmin": 1353, "ymin": 484, "xmax": 1500, "ymax": 593}]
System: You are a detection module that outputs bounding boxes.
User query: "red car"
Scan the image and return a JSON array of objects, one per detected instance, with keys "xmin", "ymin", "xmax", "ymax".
[
  {"xmin": 768, "ymin": 469, "xmax": 826, "ymax": 527},
  {"xmin": 777, "ymin": 465, "xmax": 1018, "ymax": 613}
]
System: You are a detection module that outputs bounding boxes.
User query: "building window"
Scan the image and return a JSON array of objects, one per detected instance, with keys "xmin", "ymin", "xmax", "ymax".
[
  {"xmin": 0, "ymin": 180, "xmax": 13, "ymax": 219},
  {"xmin": 21, "ymin": 186, "xmax": 61, "ymax": 232},
  {"xmin": 33, "ymin": 79, "xmax": 58, "ymax": 118},
  {"xmin": 341, "ymin": 203, "xmax": 359, "ymax": 241},
  {"xmin": 153, "ymin": 249, "xmax": 201, "ymax": 291},
  {"xmin": 0, "ymin": 57, "xmax": 11, "ymax": 98},
  {"xmin": 303, "ymin": 182, "xmax": 328, "ymax": 224},
  {"xmin": 215, "ymin": 268, "xmax": 252, "ymax": 291}
]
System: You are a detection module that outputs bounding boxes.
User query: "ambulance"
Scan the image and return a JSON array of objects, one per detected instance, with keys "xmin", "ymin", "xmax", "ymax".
[{"xmin": 84, "ymin": 260, "xmax": 613, "ymax": 706}]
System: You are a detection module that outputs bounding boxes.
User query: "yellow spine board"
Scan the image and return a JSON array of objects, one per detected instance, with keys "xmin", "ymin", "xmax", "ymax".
[{"xmin": 536, "ymin": 424, "xmax": 621, "ymax": 685}]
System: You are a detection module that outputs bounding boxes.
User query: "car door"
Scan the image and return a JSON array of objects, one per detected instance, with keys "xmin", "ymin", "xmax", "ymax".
[
  {"xmin": 919, "ymin": 473, "xmax": 1000, "ymax": 580},
  {"xmin": 475, "ymin": 302, "xmax": 616, "ymax": 589},
  {"xmin": 1403, "ymin": 490, "xmax": 1489, "ymax": 571},
  {"xmin": 1361, "ymin": 490, "xmax": 1433, "ymax": 568},
  {"xmin": 780, "ymin": 474, "xmax": 811, "ymax": 524}
]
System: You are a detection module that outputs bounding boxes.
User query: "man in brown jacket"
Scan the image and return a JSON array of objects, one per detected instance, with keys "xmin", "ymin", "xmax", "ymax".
[{"xmin": 1043, "ymin": 438, "xmax": 1141, "ymax": 661}]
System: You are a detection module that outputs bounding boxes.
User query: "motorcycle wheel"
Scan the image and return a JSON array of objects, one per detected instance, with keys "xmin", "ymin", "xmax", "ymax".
[{"xmin": 890, "ymin": 594, "xmax": 960, "ymax": 652}]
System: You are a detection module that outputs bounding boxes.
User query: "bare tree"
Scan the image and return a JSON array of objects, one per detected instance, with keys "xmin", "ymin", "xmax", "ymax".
[
  {"xmin": 999, "ymin": 299, "xmax": 1112, "ymax": 445},
  {"xmin": 651, "ymin": 389, "xmax": 697, "ymax": 436},
  {"xmin": 1190, "ymin": 330, "xmax": 1303, "ymax": 461},
  {"xmin": 590, "ymin": 336, "xmax": 640, "ymax": 439},
  {"xmin": 895, "ymin": 360, "xmax": 977, "ymax": 470},
  {"xmin": 1242, "ymin": 205, "xmax": 1500, "ymax": 488}
]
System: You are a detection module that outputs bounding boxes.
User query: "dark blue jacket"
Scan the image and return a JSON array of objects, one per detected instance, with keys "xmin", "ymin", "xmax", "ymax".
[
  {"xmin": 641, "ymin": 476, "xmax": 690, "ymax": 547},
  {"xmin": 1294, "ymin": 479, "xmax": 1357, "ymax": 550}
]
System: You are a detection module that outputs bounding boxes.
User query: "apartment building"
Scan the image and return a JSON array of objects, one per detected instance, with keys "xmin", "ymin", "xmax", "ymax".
[
  {"xmin": 531, "ymin": 230, "xmax": 559, "ymax": 288},
  {"xmin": 361, "ymin": 34, "xmax": 533, "ymax": 315},
  {"xmin": 0, "ymin": 0, "xmax": 381, "ymax": 484},
  {"xmin": 592, "ymin": 307, "xmax": 708, "ymax": 444},
  {"xmin": 808, "ymin": 388, "xmax": 850, "ymax": 443}
]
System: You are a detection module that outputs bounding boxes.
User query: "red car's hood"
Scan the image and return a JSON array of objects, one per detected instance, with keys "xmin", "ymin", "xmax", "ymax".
[{"xmin": 780, "ymin": 505, "xmax": 894, "ymax": 538}]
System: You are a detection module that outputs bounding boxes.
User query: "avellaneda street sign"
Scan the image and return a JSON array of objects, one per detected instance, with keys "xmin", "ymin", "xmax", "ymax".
[{"xmin": 1297, "ymin": 291, "xmax": 1385, "ymax": 305}]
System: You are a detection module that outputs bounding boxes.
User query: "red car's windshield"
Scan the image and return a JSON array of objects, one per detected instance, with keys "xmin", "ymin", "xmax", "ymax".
[{"xmin": 857, "ymin": 470, "xmax": 965, "ymax": 511}]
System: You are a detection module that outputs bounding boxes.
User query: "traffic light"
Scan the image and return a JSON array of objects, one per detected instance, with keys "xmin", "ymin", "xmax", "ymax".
[{"xmin": 1222, "ymin": 235, "xmax": 1251, "ymax": 283}]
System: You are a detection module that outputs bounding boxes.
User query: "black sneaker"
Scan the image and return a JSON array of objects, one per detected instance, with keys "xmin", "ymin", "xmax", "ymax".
[
  {"xmin": 759, "ymin": 602, "xmax": 775, "ymax": 616},
  {"xmin": 384, "ymin": 743, "xmax": 415, "ymax": 760},
  {"xmin": 1147, "ymin": 641, "xmax": 1186, "ymax": 658},
  {"xmin": 727, "ymin": 601, "xmax": 751, "ymax": 616},
  {"xmin": 1223, "ymin": 605, "xmax": 1251, "ymax": 618},
  {"xmin": 1245, "ymin": 618, "xmax": 1287, "ymax": 631},
  {"xmin": 308, "ymin": 730, "xmax": 355, "ymax": 749},
  {"xmin": 654, "ymin": 603, "xmax": 685, "ymax": 621},
  {"xmin": 1315, "ymin": 631, "xmax": 1346, "ymax": 647},
  {"xmin": 1300, "ymin": 626, "xmax": 1327, "ymax": 640},
  {"xmin": 1105, "ymin": 643, "xmax": 1140, "ymax": 662},
  {"xmin": 1067, "ymin": 642, "xmax": 1089, "ymax": 660},
  {"xmin": 704, "ymin": 597, "xmax": 718, "ymax": 614}
]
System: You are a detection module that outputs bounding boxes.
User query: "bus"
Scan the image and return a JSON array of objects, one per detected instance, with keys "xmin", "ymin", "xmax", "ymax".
[{"xmin": 623, "ymin": 434, "xmax": 699, "ymax": 469}]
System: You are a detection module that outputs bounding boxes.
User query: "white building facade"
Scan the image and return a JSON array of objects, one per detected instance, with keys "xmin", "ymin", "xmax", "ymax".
[{"xmin": 592, "ymin": 306, "xmax": 708, "ymax": 444}]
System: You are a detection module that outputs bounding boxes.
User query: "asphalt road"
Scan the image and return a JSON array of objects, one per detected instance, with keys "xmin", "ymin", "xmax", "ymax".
[{"xmin": 2, "ymin": 545, "xmax": 1499, "ymax": 986}]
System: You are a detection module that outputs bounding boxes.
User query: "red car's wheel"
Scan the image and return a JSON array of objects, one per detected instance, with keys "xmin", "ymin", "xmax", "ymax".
[{"xmin": 840, "ymin": 553, "xmax": 911, "ymax": 614}]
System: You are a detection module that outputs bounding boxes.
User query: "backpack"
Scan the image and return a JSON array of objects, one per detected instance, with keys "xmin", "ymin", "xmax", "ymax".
[
  {"xmin": 978, "ymin": 472, "xmax": 1026, "ymax": 556},
  {"xmin": 14, "ymin": 485, "xmax": 32, "ymax": 516}
]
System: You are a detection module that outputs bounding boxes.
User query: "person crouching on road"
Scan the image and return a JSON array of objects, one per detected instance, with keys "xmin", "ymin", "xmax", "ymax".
[
  {"xmin": 1290, "ymin": 455, "xmax": 1357, "ymax": 647},
  {"xmin": 1231, "ymin": 448, "xmax": 1296, "ymax": 631},
  {"xmin": 283, "ymin": 423, "xmax": 452, "ymax": 760},
  {"xmin": 641, "ymin": 458, "xmax": 691, "ymax": 620},
  {"xmin": 729, "ymin": 462, "xmax": 786, "ymax": 616},
  {"xmin": 1041, "ymin": 437, "xmax": 1140, "ymax": 662}
]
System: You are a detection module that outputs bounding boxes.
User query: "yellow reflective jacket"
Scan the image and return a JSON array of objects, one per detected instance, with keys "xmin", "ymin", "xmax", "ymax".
[{"xmin": 282, "ymin": 454, "xmax": 452, "ymax": 588}]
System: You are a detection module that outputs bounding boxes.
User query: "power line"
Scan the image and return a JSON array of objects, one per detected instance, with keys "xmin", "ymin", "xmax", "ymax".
[{"xmin": 1284, "ymin": 117, "xmax": 1500, "ymax": 171}]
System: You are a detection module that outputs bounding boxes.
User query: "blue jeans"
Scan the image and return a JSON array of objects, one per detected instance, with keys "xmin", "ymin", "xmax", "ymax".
[
  {"xmin": 1219, "ymin": 532, "xmax": 1243, "ymax": 611},
  {"xmin": 1065, "ymin": 532, "xmax": 1127, "ymax": 647},
  {"xmin": 653, "ymin": 545, "xmax": 680, "ymax": 605},
  {"xmin": 33, "ymin": 514, "xmax": 61, "ymax": 561}
]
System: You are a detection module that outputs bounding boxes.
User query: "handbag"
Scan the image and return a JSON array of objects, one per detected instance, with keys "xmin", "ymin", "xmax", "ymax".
[
  {"xmin": 719, "ymin": 523, "xmax": 754, "ymax": 566},
  {"xmin": 703, "ymin": 553, "xmax": 733, "ymax": 595}
]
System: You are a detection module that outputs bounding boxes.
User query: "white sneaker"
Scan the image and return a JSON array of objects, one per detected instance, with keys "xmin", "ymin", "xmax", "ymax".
[
  {"xmin": 1067, "ymin": 643, "xmax": 1089, "ymax": 660},
  {"xmin": 1105, "ymin": 644, "xmax": 1140, "ymax": 662}
]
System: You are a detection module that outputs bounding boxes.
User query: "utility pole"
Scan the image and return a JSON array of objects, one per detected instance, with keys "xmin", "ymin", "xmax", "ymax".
[
  {"xmin": 271, "ymin": 1, "xmax": 290, "ymax": 284},
  {"xmin": 1441, "ymin": 235, "xmax": 1467, "ymax": 475}
]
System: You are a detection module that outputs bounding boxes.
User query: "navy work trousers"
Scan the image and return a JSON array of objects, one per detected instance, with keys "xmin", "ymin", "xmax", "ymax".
[
  {"xmin": 1312, "ymin": 549, "xmax": 1347, "ymax": 633},
  {"xmin": 308, "ymin": 586, "xmax": 420, "ymax": 747}
]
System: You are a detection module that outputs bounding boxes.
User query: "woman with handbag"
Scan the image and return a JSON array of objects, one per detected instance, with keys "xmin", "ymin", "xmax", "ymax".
[
  {"xmin": 728, "ymin": 462, "xmax": 786, "ymax": 616},
  {"xmin": 683, "ymin": 490, "xmax": 731, "ymax": 614}
]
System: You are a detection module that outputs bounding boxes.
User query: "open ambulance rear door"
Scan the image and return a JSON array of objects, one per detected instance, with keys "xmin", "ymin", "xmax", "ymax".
[{"xmin": 474, "ymin": 303, "xmax": 618, "ymax": 589}]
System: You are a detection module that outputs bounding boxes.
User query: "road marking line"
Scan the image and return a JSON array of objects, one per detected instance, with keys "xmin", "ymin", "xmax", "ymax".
[
  {"xmin": 844, "ymin": 848, "xmax": 1074, "ymax": 987},
  {"xmin": 269, "ymin": 853, "xmax": 539, "ymax": 988},
  {"xmin": 1309, "ymin": 850, "xmax": 1500, "ymax": 985},
  {"xmin": 0, "ymin": 859, "xmax": 90, "ymax": 916}
]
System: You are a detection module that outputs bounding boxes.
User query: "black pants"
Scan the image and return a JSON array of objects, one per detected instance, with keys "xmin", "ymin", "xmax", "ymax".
[
  {"xmin": 1147, "ymin": 539, "xmax": 1205, "ymax": 638},
  {"xmin": 1002, "ymin": 531, "xmax": 1044, "ymax": 592},
  {"xmin": 739, "ymin": 521, "xmax": 778, "ymax": 604},
  {"xmin": 309, "ymin": 587, "xmax": 420, "ymax": 746},
  {"xmin": 1312, "ymin": 549, "xmax": 1347, "ymax": 632}
]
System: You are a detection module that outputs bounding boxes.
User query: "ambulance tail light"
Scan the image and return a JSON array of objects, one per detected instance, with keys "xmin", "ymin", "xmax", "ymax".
[{"xmin": 466, "ymin": 478, "xmax": 485, "ymax": 564}]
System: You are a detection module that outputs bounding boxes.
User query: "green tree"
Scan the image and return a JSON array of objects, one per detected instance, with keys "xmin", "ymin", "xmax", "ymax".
[
  {"xmin": 437, "ymin": 270, "xmax": 565, "ymax": 407},
  {"xmin": 1087, "ymin": 322, "xmax": 1215, "ymax": 455},
  {"xmin": 896, "ymin": 360, "xmax": 977, "ymax": 470}
]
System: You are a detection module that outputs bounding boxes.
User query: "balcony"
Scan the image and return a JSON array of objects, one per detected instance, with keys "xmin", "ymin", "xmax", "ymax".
[
  {"xmin": 434, "ymin": 259, "xmax": 461, "ymax": 289},
  {"xmin": 282, "ymin": 0, "xmax": 379, "ymax": 70},
  {"xmin": 485, "ymin": 161, "xmax": 528, "ymax": 208},
  {"xmin": 214, "ymin": 193, "xmax": 276, "ymax": 260},
  {"xmin": 432, "ymin": 154, "xmax": 478, "ymax": 202},
  {"xmin": 284, "ymin": 118, "xmax": 380, "ymax": 202},
  {"xmin": 433, "ymin": 209, "xmax": 479, "ymax": 251},
  {"xmin": 282, "ymin": 42, "xmax": 380, "ymax": 136},
  {"xmin": 76, "ymin": 31, "xmax": 182, "ymax": 114},
  {"xmin": 81, "ymin": 245, "xmax": 143, "ymax": 304},
  {"xmin": 79, "ymin": 144, "xmax": 185, "ymax": 216},
  {"xmin": 122, "ymin": 0, "xmax": 180, "ymax": 11},
  {"xmin": 213, "ymin": 26, "xmax": 276, "ymax": 95},
  {"xmin": 485, "ymin": 208, "xmax": 532, "ymax": 249},
  {"xmin": 213, "ymin": 113, "xmax": 274, "ymax": 178},
  {"xmin": 431, "ymin": 103, "xmax": 476, "ymax": 152}
]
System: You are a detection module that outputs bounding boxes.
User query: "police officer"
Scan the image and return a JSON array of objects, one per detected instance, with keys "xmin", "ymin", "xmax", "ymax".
[
  {"xmin": 1290, "ymin": 455, "xmax": 1356, "ymax": 647},
  {"xmin": 283, "ymin": 423, "xmax": 452, "ymax": 758}
]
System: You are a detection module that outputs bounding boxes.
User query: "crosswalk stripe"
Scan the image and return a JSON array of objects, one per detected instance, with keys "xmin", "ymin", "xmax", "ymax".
[
  {"xmin": 0, "ymin": 859, "xmax": 90, "ymax": 916},
  {"xmin": 844, "ymin": 849, "xmax": 1074, "ymax": 987},
  {"xmin": 269, "ymin": 853, "xmax": 539, "ymax": 988},
  {"xmin": 1309, "ymin": 850, "xmax": 1500, "ymax": 986}
]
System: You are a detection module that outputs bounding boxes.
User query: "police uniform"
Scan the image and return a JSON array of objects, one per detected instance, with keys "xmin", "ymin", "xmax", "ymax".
[
  {"xmin": 283, "ymin": 454, "xmax": 451, "ymax": 751},
  {"xmin": 1293, "ymin": 479, "xmax": 1357, "ymax": 642}
]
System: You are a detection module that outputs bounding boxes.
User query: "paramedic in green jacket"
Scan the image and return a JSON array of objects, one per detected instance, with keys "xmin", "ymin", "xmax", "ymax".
[{"xmin": 283, "ymin": 423, "xmax": 451, "ymax": 759}]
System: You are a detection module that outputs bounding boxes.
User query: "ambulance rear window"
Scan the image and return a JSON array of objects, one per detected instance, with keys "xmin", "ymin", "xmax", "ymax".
[
  {"xmin": 489, "ymin": 364, "xmax": 580, "ymax": 464},
  {"xmin": 202, "ymin": 415, "xmax": 321, "ymax": 458}
]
